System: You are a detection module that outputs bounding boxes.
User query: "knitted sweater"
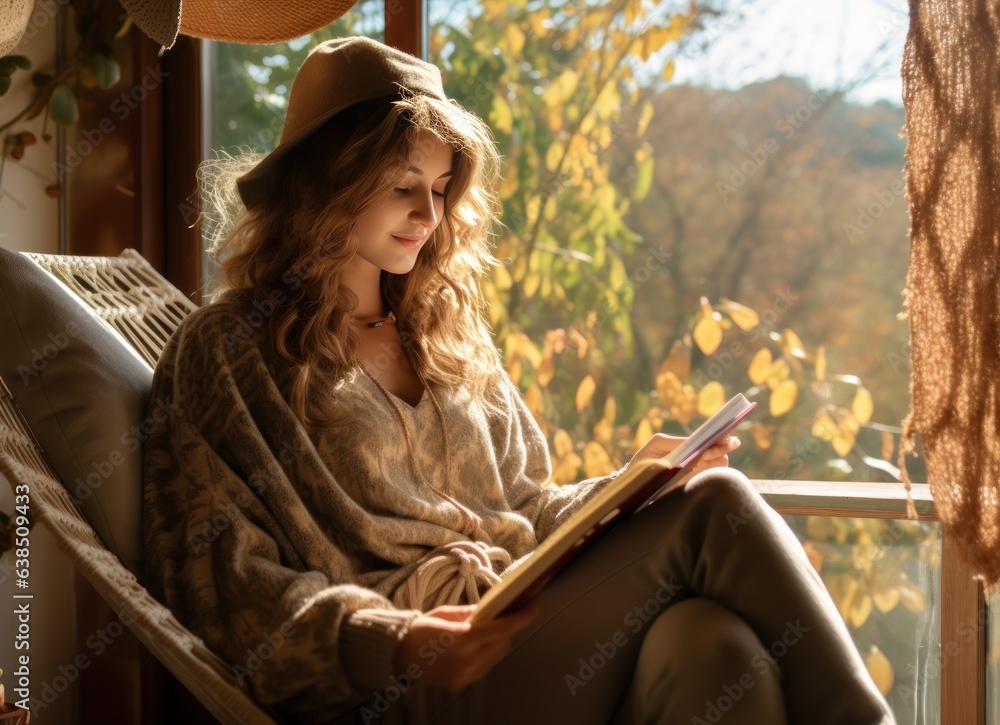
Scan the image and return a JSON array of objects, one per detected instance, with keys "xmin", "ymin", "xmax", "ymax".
[{"xmin": 142, "ymin": 293, "xmax": 626, "ymax": 723}]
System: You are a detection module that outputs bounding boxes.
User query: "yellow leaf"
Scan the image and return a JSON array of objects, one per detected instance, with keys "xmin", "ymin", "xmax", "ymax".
[
  {"xmin": 864, "ymin": 646, "xmax": 894, "ymax": 696},
  {"xmin": 780, "ymin": 328, "xmax": 805, "ymax": 357},
  {"xmin": 537, "ymin": 356, "xmax": 554, "ymax": 387},
  {"xmin": 523, "ymin": 272, "xmax": 541, "ymax": 299},
  {"xmin": 602, "ymin": 396, "xmax": 616, "ymax": 424},
  {"xmin": 525, "ymin": 383, "xmax": 544, "ymax": 416},
  {"xmin": 569, "ymin": 327, "xmax": 589, "ymax": 359},
  {"xmin": 812, "ymin": 410, "xmax": 838, "ymax": 441},
  {"xmin": 872, "ymin": 578, "xmax": 901, "ymax": 613},
  {"xmin": 545, "ymin": 139, "xmax": 564, "ymax": 172},
  {"xmin": 899, "ymin": 580, "xmax": 926, "ymax": 613},
  {"xmin": 505, "ymin": 24, "xmax": 526, "ymax": 56},
  {"xmin": 662, "ymin": 59, "xmax": 675, "ymax": 83},
  {"xmin": 750, "ymin": 422, "xmax": 773, "ymax": 450},
  {"xmin": 748, "ymin": 348, "xmax": 773, "ymax": 385},
  {"xmin": 693, "ymin": 312, "xmax": 723, "ymax": 355},
  {"xmin": 491, "ymin": 95, "xmax": 513, "ymax": 135},
  {"xmin": 583, "ymin": 441, "xmax": 613, "ymax": 478},
  {"xmin": 764, "ymin": 358, "xmax": 791, "ymax": 388},
  {"xmin": 848, "ymin": 591, "xmax": 873, "ymax": 629},
  {"xmin": 509, "ymin": 356, "xmax": 522, "ymax": 386},
  {"xmin": 551, "ymin": 452, "xmax": 582, "ymax": 484},
  {"xmin": 492, "ymin": 263, "xmax": 513, "ymax": 290},
  {"xmin": 831, "ymin": 427, "xmax": 856, "ymax": 457},
  {"xmin": 815, "ymin": 345, "xmax": 826, "ymax": 382},
  {"xmin": 632, "ymin": 417, "xmax": 653, "ymax": 455},
  {"xmin": 636, "ymin": 100, "xmax": 654, "ymax": 136},
  {"xmin": 593, "ymin": 416, "xmax": 614, "ymax": 446},
  {"xmin": 656, "ymin": 370, "xmax": 683, "ymax": 406},
  {"xmin": 576, "ymin": 374, "xmax": 597, "ymax": 412},
  {"xmin": 526, "ymin": 7, "xmax": 550, "ymax": 38},
  {"xmin": 659, "ymin": 338, "xmax": 692, "ymax": 379},
  {"xmin": 697, "ymin": 381, "xmax": 726, "ymax": 418},
  {"xmin": 852, "ymin": 387, "xmax": 874, "ymax": 425},
  {"xmin": 718, "ymin": 297, "xmax": 760, "ymax": 331},
  {"xmin": 554, "ymin": 428, "xmax": 574, "ymax": 458},
  {"xmin": 769, "ymin": 379, "xmax": 798, "ymax": 417},
  {"xmin": 826, "ymin": 573, "xmax": 859, "ymax": 622}
]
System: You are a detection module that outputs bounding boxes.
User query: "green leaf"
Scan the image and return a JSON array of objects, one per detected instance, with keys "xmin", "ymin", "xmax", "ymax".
[
  {"xmin": 49, "ymin": 85, "xmax": 79, "ymax": 126},
  {"xmin": 93, "ymin": 55, "xmax": 121, "ymax": 89},
  {"xmin": 0, "ymin": 55, "xmax": 32, "ymax": 75},
  {"xmin": 633, "ymin": 153, "xmax": 654, "ymax": 201},
  {"xmin": 0, "ymin": 75, "xmax": 10, "ymax": 96}
]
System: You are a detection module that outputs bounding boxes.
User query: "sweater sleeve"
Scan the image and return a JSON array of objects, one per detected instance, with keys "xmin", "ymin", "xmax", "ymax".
[
  {"xmin": 142, "ymin": 306, "xmax": 422, "ymax": 721},
  {"xmin": 493, "ymin": 371, "xmax": 628, "ymax": 544}
]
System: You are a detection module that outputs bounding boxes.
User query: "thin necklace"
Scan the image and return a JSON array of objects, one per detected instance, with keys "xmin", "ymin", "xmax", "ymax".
[
  {"xmin": 358, "ymin": 361, "xmax": 486, "ymax": 539},
  {"xmin": 365, "ymin": 310, "xmax": 396, "ymax": 329}
]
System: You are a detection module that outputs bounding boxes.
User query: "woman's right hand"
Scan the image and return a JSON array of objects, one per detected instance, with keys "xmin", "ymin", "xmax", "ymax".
[{"xmin": 392, "ymin": 602, "xmax": 540, "ymax": 691}]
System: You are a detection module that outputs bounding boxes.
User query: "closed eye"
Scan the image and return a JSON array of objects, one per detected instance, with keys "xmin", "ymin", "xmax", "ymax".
[{"xmin": 394, "ymin": 187, "xmax": 447, "ymax": 199}]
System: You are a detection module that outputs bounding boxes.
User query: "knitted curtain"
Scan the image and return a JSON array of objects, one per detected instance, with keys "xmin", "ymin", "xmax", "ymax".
[{"xmin": 899, "ymin": 0, "xmax": 1000, "ymax": 590}]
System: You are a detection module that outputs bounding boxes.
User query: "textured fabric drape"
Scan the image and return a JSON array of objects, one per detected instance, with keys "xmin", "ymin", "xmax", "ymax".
[{"xmin": 899, "ymin": 0, "xmax": 1000, "ymax": 589}]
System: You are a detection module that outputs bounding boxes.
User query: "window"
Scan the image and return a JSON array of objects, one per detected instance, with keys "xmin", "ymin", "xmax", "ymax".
[{"xmin": 427, "ymin": 0, "xmax": 920, "ymax": 488}]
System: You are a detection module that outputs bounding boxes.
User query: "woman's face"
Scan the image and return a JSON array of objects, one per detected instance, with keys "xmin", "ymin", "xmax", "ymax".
[{"xmin": 353, "ymin": 128, "xmax": 454, "ymax": 275}]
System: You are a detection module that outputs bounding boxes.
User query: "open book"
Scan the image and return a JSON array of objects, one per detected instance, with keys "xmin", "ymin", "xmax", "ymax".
[{"xmin": 470, "ymin": 393, "xmax": 757, "ymax": 623}]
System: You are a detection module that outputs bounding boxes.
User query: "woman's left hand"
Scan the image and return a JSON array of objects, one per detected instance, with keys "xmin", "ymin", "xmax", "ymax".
[{"xmin": 627, "ymin": 433, "xmax": 741, "ymax": 473}]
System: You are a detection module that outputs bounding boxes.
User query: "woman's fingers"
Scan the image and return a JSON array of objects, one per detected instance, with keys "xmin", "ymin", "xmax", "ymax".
[{"xmin": 703, "ymin": 436, "xmax": 741, "ymax": 459}]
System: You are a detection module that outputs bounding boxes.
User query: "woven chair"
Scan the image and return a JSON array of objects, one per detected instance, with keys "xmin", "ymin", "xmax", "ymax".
[{"xmin": 0, "ymin": 249, "xmax": 276, "ymax": 725}]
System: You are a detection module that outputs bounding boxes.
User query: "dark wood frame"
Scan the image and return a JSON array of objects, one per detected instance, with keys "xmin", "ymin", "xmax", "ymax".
[{"xmin": 80, "ymin": 0, "xmax": 986, "ymax": 721}]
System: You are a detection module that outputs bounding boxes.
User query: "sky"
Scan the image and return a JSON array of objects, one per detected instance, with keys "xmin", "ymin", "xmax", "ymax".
[
  {"xmin": 426, "ymin": 0, "xmax": 909, "ymax": 107},
  {"xmin": 643, "ymin": 0, "xmax": 910, "ymax": 106}
]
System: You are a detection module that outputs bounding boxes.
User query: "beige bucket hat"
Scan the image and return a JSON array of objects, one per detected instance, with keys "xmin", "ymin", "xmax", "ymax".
[
  {"xmin": 119, "ymin": 0, "xmax": 359, "ymax": 51},
  {"xmin": 235, "ymin": 36, "xmax": 449, "ymax": 209},
  {"xmin": 1, "ymin": 0, "xmax": 34, "ymax": 57}
]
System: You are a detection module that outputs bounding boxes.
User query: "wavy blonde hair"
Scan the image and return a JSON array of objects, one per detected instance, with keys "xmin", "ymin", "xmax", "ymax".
[{"xmin": 198, "ymin": 92, "xmax": 508, "ymax": 427}]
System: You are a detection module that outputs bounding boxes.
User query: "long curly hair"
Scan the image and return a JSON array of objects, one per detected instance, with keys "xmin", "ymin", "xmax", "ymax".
[{"xmin": 198, "ymin": 92, "xmax": 508, "ymax": 427}]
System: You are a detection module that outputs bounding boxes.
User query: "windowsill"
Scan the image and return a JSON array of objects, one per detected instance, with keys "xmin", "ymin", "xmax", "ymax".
[{"xmin": 751, "ymin": 480, "xmax": 938, "ymax": 521}]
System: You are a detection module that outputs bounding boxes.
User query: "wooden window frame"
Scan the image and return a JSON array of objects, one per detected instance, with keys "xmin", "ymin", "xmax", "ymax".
[{"xmin": 147, "ymin": 1, "xmax": 985, "ymax": 722}]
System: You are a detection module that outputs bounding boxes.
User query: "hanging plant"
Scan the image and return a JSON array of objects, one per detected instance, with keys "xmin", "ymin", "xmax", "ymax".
[{"xmin": 0, "ymin": 0, "xmax": 132, "ymax": 196}]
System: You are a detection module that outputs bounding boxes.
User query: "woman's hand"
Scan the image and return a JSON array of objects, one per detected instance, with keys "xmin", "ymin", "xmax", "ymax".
[
  {"xmin": 627, "ymin": 433, "xmax": 741, "ymax": 473},
  {"xmin": 392, "ymin": 602, "xmax": 540, "ymax": 691}
]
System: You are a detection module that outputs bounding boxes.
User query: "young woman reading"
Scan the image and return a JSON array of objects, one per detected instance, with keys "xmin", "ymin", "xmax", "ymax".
[{"xmin": 143, "ymin": 36, "xmax": 896, "ymax": 725}]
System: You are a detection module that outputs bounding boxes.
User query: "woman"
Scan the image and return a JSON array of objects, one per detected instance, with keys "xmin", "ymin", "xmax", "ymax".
[{"xmin": 143, "ymin": 36, "xmax": 896, "ymax": 724}]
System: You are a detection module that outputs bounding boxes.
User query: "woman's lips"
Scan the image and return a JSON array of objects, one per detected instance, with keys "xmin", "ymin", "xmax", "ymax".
[{"xmin": 392, "ymin": 235, "xmax": 423, "ymax": 248}]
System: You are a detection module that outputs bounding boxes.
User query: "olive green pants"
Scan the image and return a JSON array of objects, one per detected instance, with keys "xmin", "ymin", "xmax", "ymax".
[{"xmin": 355, "ymin": 469, "xmax": 896, "ymax": 724}]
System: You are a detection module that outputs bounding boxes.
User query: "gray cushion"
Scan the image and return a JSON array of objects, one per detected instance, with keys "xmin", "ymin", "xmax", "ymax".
[{"xmin": 0, "ymin": 246, "xmax": 150, "ymax": 582}]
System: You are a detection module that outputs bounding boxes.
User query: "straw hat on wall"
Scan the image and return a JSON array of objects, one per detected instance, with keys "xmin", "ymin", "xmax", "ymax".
[
  {"xmin": 119, "ymin": 0, "xmax": 359, "ymax": 50},
  {"xmin": 1, "ymin": 0, "xmax": 34, "ymax": 57},
  {"xmin": 0, "ymin": 0, "xmax": 361, "ymax": 54}
]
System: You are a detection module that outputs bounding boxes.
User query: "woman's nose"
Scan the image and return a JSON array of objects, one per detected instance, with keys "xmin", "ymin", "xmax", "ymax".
[{"xmin": 409, "ymin": 190, "xmax": 438, "ymax": 227}]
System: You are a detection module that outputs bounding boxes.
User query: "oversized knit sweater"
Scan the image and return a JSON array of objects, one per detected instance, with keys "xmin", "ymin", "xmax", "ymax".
[{"xmin": 142, "ymin": 292, "xmax": 626, "ymax": 723}]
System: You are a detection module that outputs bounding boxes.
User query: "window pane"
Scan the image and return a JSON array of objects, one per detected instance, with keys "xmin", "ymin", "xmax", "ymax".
[
  {"xmin": 427, "ymin": 0, "xmax": 926, "ymax": 485},
  {"xmin": 782, "ymin": 514, "xmax": 942, "ymax": 724},
  {"xmin": 201, "ymin": 2, "xmax": 384, "ymax": 293}
]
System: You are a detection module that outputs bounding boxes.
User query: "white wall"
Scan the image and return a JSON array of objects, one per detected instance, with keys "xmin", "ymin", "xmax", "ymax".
[{"xmin": 1, "ymin": 10, "xmax": 80, "ymax": 725}]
